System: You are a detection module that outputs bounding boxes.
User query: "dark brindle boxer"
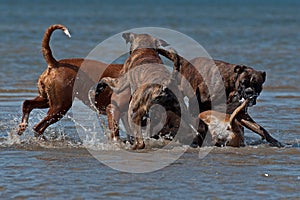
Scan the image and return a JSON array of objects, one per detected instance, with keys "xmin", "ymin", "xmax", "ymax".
[
  {"xmin": 17, "ymin": 24, "xmax": 124, "ymax": 138},
  {"xmin": 199, "ymin": 98, "xmax": 250, "ymax": 147},
  {"xmin": 158, "ymin": 49, "xmax": 283, "ymax": 147}
]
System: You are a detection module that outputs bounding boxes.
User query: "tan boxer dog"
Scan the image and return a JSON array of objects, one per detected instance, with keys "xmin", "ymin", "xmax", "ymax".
[
  {"xmin": 157, "ymin": 48, "xmax": 283, "ymax": 147},
  {"xmin": 199, "ymin": 98, "xmax": 250, "ymax": 147},
  {"xmin": 17, "ymin": 24, "xmax": 124, "ymax": 138}
]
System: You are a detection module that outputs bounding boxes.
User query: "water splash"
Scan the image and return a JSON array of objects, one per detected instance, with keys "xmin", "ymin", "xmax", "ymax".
[{"xmin": 2, "ymin": 107, "xmax": 298, "ymax": 151}]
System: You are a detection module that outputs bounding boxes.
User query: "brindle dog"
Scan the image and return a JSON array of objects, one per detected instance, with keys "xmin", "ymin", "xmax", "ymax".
[
  {"xmin": 128, "ymin": 83, "xmax": 183, "ymax": 149},
  {"xmin": 127, "ymin": 47, "xmax": 197, "ymax": 149},
  {"xmin": 17, "ymin": 24, "xmax": 124, "ymax": 138},
  {"xmin": 97, "ymin": 33, "xmax": 187, "ymax": 149},
  {"xmin": 158, "ymin": 49, "xmax": 283, "ymax": 147}
]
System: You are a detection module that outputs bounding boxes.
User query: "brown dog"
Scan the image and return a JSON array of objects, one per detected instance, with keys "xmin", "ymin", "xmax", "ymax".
[
  {"xmin": 97, "ymin": 32, "xmax": 182, "ymax": 149},
  {"xmin": 158, "ymin": 49, "xmax": 283, "ymax": 147},
  {"xmin": 199, "ymin": 98, "xmax": 250, "ymax": 147},
  {"xmin": 17, "ymin": 24, "xmax": 123, "ymax": 138}
]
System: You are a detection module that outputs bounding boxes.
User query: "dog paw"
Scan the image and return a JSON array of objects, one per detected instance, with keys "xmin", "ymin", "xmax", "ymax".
[
  {"xmin": 266, "ymin": 135, "xmax": 285, "ymax": 148},
  {"xmin": 111, "ymin": 136, "xmax": 121, "ymax": 143},
  {"xmin": 270, "ymin": 140, "xmax": 285, "ymax": 148},
  {"xmin": 131, "ymin": 141, "xmax": 145, "ymax": 150}
]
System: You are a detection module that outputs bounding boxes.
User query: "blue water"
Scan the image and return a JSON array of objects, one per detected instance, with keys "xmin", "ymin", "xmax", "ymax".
[{"xmin": 0, "ymin": 0, "xmax": 300, "ymax": 199}]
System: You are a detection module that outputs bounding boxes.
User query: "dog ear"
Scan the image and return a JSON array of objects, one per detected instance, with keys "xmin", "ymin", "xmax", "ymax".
[
  {"xmin": 122, "ymin": 32, "xmax": 136, "ymax": 44},
  {"xmin": 234, "ymin": 65, "xmax": 246, "ymax": 74},
  {"xmin": 261, "ymin": 71, "xmax": 266, "ymax": 83},
  {"xmin": 155, "ymin": 39, "xmax": 169, "ymax": 47}
]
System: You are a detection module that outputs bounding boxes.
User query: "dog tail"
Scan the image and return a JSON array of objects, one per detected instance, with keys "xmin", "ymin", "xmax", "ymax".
[
  {"xmin": 157, "ymin": 48, "xmax": 181, "ymax": 72},
  {"xmin": 156, "ymin": 48, "xmax": 181, "ymax": 86},
  {"xmin": 42, "ymin": 24, "xmax": 71, "ymax": 68},
  {"xmin": 158, "ymin": 47, "xmax": 186, "ymax": 89},
  {"xmin": 229, "ymin": 99, "xmax": 249, "ymax": 128}
]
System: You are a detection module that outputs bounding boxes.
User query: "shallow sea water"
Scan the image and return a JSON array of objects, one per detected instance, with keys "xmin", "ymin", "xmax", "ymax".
[{"xmin": 0, "ymin": 0, "xmax": 299, "ymax": 199}]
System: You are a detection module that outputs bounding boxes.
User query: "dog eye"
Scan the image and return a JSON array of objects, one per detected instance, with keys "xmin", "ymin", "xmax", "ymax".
[{"xmin": 241, "ymin": 79, "xmax": 249, "ymax": 86}]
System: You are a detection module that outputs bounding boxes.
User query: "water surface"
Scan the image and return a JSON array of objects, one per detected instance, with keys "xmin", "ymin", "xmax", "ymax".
[{"xmin": 0, "ymin": 0, "xmax": 299, "ymax": 199}]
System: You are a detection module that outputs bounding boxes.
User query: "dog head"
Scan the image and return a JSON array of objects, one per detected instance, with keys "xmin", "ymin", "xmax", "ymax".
[
  {"xmin": 233, "ymin": 65, "xmax": 266, "ymax": 106},
  {"xmin": 122, "ymin": 32, "xmax": 169, "ymax": 53}
]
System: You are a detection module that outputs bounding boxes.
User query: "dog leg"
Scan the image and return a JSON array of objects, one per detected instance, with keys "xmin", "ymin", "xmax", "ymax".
[
  {"xmin": 105, "ymin": 88, "xmax": 131, "ymax": 141},
  {"xmin": 129, "ymin": 108, "xmax": 146, "ymax": 150},
  {"xmin": 106, "ymin": 104, "xmax": 121, "ymax": 141},
  {"xmin": 33, "ymin": 104, "xmax": 70, "ymax": 137},
  {"xmin": 17, "ymin": 96, "xmax": 49, "ymax": 135},
  {"xmin": 239, "ymin": 113, "xmax": 284, "ymax": 147},
  {"xmin": 120, "ymin": 113, "xmax": 134, "ymax": 144}
]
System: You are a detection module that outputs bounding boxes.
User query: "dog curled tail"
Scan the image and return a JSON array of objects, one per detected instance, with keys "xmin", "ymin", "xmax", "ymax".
[{"xmin": 42, "ymin": 24, "xmax": 71, "ymax": 68}]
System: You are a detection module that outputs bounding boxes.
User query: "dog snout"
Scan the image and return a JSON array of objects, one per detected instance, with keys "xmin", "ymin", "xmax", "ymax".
[
  {"xmin": 247, "ymin": 91, "xmax": 259, "ymax": 106},
  {"xmin": 243, "ymin": 88, "xmax": 258, "ymax": 106},
  {"xmin": 244, "ymin": 88, "xmax": 254, "ymax": 96}
]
